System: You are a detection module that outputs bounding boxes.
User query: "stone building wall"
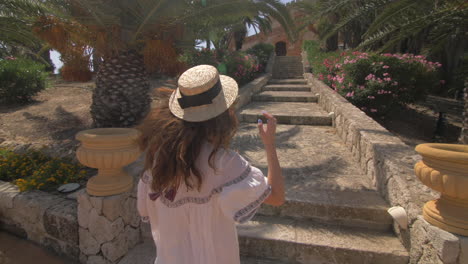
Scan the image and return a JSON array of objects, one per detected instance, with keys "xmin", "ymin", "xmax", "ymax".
[{"xmin": 235, "ymin": 10, "xmax": 318, "ymax": 56}]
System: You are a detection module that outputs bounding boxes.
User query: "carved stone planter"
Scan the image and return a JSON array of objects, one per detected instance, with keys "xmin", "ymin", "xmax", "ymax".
[
  {"xmin": 76, "ymin": 128, "xmax": 141, "ymax": 196},
  {"xmin": 414, "ymin": 143, "xmax": 468, "ymax": 236}
]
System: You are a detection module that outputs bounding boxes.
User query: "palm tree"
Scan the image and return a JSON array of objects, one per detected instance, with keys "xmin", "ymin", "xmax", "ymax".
[
  {"xmin": 192, "ymin": 0, "xmax": 296, "ymax": 54},
  {"xmin": 0, "ymin": 0, "xmax": 57, "ymax": 69},
  {"xmin": 460, "ymin": 79, "xmax": 468, "ymax": 144},
  {"xmin": 33, "ymin": 0, "xmax": 296, "ymax": 128}
]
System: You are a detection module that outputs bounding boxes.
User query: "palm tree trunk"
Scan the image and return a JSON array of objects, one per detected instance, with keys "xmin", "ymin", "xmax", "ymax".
[
  {"xmin": 91, "ymin": 50, "xmax": 151, "ymax": 128},
  {"xmin": 459, "ymin": 78, "xmax": 468, "ymax": 144}
]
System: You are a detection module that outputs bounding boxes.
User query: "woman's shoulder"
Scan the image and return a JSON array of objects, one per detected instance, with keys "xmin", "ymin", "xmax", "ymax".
[{"xmin": 203, "ymin": 143, "xmax": 245, "ymax": 166}]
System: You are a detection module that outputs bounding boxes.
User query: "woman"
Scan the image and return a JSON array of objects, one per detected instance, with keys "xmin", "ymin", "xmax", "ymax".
[{"xmin": 137, "ymin": 65, "xmax": 284, "ymax": 264}]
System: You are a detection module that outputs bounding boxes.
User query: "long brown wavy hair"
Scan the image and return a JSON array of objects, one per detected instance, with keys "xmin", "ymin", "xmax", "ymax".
[{"xmin": 137, "ymin": 88, "xmax": 238, "ymax": 193}]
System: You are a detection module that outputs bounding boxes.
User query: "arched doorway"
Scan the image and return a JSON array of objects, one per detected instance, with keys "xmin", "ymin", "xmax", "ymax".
[{"xmin": 275, "ymin": 41, "xmax": 287, "ymax": 56}]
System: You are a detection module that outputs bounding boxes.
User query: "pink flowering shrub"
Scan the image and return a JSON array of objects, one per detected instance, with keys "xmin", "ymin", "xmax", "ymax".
[
  {"xmin": 224, "ymin": 51, "xmax": 262, "ymax": 85},
  {"xmin": 317, "ymin": 51, "xmax": 440, "ymax": 115}
]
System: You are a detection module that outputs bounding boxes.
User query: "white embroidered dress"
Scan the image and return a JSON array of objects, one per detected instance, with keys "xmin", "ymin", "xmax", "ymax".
[{"xmin": 137, "ymin": 142, "xmax": 271, "ymax": 264}]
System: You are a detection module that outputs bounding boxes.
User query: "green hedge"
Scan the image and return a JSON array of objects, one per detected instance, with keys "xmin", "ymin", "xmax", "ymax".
[{"xmin": 0, "ymin": 57, "xmax": 48, "ymax": 103}]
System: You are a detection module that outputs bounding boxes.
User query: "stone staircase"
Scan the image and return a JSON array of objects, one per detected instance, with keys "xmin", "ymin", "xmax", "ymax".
[
  {"xmin": 121, "ymin": 64, "xmax": 409, "ymax": 263},
  {"xmin": 273, "ymin": 56, "xmax": 304, "ymax": 79}
]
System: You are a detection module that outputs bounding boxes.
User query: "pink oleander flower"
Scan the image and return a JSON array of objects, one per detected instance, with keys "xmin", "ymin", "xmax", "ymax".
[
  {"xmin": 359, "ymin": 85, "xmax": 365, "ymax": 90},
  {"xmin": 370, "ymin": 109, "xmax": 378, "ymax": 113},
  {"xmin": 368, "ymin": 96, "xmax": 375, "ymax": 99},
  {"xmin": 383, "ymin": 65, "xmax": 390, "ymax": 69},
  {"xmin": 440, "ymin": 80, "xmax": 446, "ymax": 85},
  {"xmin": 336, "ymin": 75, "xmax": 344, "ymax": 84},
  {"xmin": 383, "ymin": 73, "xmax": 389, "ymax": 76},
  {"xmin": 361, "ymin": 107, "xmax": 367, "ymax": 111},
  {"xmin": 392, "ymin": 81, "xmax": 398, "ymax": 86},
  {"xmin": 365, "ymin": 74, "xmax": 375, "ymax": 81},
  {"xmin": 384, "ymin": 77, "xmax": 392, "ymax": 82},
  {"xmin": 345, "ymin": 91, "xmax": 355, "ymax": 98},
  {"xmin": 327, "ymin": 75, "xmax": 332, "ymax": 80}
]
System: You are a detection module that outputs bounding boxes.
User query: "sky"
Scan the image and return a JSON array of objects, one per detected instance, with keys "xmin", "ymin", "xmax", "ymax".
[{"xmin": 50, "ymin": 0, "xmax": 295, "ymax": 73}]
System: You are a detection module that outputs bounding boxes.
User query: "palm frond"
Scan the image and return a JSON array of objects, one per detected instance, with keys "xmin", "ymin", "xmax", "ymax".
[{"xmin": 363, "ymin": 0, "xmax": 428, "ymax": 38}]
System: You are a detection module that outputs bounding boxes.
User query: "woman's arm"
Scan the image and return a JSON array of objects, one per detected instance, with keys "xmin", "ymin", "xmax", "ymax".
[{"xmin": 257, "ymin": 111, "xmax": 284, "ymax": 206}]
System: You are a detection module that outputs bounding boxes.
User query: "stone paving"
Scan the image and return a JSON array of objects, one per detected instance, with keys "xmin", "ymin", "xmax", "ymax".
[{"xmin": 0, "ymin": 231, "xmax": 74, "ymax": 264}]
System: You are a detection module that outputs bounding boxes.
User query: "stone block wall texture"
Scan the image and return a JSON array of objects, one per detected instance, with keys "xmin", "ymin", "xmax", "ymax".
[
  {"xmin": 76, "ymin": 174, "xmax": 142, "ymax": 264},
  {"xmin": 303, "ymin": 69, "xmax": 468, "ymax": 263},
  {"xmin": 0, "ymin": 180, "xmax": 80, "ymax": 260}
]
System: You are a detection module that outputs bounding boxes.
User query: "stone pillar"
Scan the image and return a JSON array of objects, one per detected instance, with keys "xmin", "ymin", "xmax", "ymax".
[{"xmin": 77, "ymin": 181, "xmax": 142, "ymax": 264}]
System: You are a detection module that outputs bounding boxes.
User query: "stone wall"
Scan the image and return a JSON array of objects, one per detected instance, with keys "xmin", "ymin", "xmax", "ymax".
[
  {"xmin": 0, "ymin": 181, "xmax": 80, "ymax": 261},
  {"xmin": 76, "ymin": 184, "xmax": 141, "ymax": 264},
  {"xmin": 303, "ymin": 69, "xmax": 468, "ymax": 263}
]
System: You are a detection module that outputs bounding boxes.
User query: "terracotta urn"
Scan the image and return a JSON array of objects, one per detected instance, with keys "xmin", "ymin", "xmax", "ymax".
[
  {"xmin": 76, "ymin": 128, "xmax": 141, "ymax": 196},
  {"xmin": 414, "ymin": 143, "xmax": 468, "ymax": 236}
]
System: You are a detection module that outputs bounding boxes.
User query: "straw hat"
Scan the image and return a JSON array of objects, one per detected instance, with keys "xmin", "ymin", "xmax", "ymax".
[{"xmin": 169, "ymin": 65, "xmax": 238, "ymax": 122}]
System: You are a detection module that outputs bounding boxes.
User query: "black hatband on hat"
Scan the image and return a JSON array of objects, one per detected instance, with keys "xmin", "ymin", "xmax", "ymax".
[{"xmin": 177, "ymin": 79, "xmax": 222, "ymax": 109}]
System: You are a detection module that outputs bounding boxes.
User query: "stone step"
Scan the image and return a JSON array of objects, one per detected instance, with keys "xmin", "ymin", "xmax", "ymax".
[
  {"xmin": 238, "ymin": 102, "xmax": 332, "ymax": 126},
  {"xmin": 268, "ymin": 79, "xmax": 307, "ymax": 85},
  {"xmin": 258, "ymin": 188, "xmax": 392, "ymax": 231},
  {"xmin": 238, "ymin": 215, "xmax": 409, "ymax": 264},
  {"xmin": 274, "ymin": 65, "xmax": 303, "ymax": 68},
  {"xmin": 275, "ymin": 56, "xmax": 302, "ymax": 61},
  {"xmin": 263, "ymin": 84, "xmax": 311, "ymax": 92},
  {"xmin": 232, "ymin": 124, "xmax": 392, "ymax": 230},
  {"xmin": 273, "ymin": 74, "xmax": 304, "ymax": 79},
  {"xmin": 119, "ymin": 241, "xmax": 296, "ymax": 264},
  {"xmin": 118, "ymin": 242, "xmax": 155, "ymax": 264},
  {"xmin": 241, "ymin": 256, "xmax": 290, "ymax": 264},
  {"xmin": 272, "ymin": 76, "xmax": 304, "ymax": 80},
  {"xmin": 253, "ymin": 91, "xmax": 318, "ymax": 103}
]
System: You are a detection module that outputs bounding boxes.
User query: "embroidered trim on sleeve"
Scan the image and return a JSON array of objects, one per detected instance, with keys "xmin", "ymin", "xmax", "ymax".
[
  {"xmin": 234, "ymin": 185, "xmax": 272, "ymax": 223},
  {"xmin": 159, "ymin": 166, "xmax": 252, "ymax": 208}
]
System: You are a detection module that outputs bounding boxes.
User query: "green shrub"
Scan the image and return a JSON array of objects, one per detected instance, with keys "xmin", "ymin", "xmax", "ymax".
[
  {"xmin": 246, "ymin": 43, "xmax": 274, "ymax": 68},
  {"xmin": 0, "ymin": 147, "xmax": 87, "ymax": 192},
  {"xmin": 0, "ymin": 57, "xmax": 48, "ymax": 103},
  {"xmin": 179, "ymin": 48, "xmax": 219, "ymax": 67},
  {"xmin": 316, "ymin": 51, "xmax": 440, "ymax": 115},
  {"xmin": 223, "ymin": 51, "xmax": 261, "ymax": 86},
  {"xmin": 302, "ymin": 40, "xmax": 340, "ymax": 75}
]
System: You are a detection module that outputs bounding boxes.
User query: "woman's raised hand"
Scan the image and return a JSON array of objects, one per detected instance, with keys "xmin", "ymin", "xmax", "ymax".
[{"xmin": 257, "ymin": 111, "xmax": 277, "ymax": 146}]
